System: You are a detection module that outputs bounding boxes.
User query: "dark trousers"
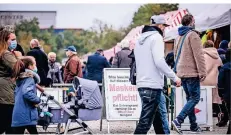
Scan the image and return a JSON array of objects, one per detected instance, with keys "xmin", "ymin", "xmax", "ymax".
[
  {"xmin": 134, "ymin": 88, "xmax": 164, "ymax": 134},
  {"xmin": 225, "ymin": 102, "xmax": 230, "ymax": 134},
  {"xmin": 0, "ymin": 104, "xmax": 14, "ymax": 134},
  {"xmin": 12, "ymin": 125, "xmax": 38, "ymax": 134},
  {"xmin": 177, "ymin": 77, "xmax": 200, "ymax": 130}
]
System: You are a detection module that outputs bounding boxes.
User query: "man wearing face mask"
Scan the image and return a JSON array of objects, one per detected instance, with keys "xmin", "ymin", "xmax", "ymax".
[
  {"xmin": 134, "ymin": 15, "xmax": 181, "ymax": 134},
  {"xmin": 8, "ymin": 33, "xmax": 24, "ymax": 57},
  {"xmin": 47, "ymin": 52, "xmax": 63, "ymax": 84},
  {"xmin": 172, "ymin": 14, "xmax": 206, "ymax": 134},
  {"xmin": 8, "ymin": 33, "xmax": 25, "ymax": 56}
]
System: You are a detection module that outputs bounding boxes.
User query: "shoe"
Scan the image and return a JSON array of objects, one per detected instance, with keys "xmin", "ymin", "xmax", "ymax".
[
  {"xmin": 216, "ymin": 121, "xmax": 228, "ymax": 127},
  {"xmin": 172, "ymin": 119, "xmax": 183, "ymax": 134},
  {"xmin": 190, "ymin": 127, "xmax": 202, "ymax": 134}
]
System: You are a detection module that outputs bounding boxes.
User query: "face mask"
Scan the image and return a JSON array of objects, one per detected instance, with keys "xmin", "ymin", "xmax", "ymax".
[
  {"xmin": 33, "ymin": 67, "xmax": 38, "ymax": 73},
  {"xmin": 9, "ymin": 40, "xmax": 17, "ymax": 50}
]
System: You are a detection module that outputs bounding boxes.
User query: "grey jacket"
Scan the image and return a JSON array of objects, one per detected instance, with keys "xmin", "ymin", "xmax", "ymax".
[
  {"xmin": 112, "ymin": 48, "xmax": 132, "ymax": 68},
  {"xmin": 47, "ymin": 62, "xmax": 63, "ymax": 84}
]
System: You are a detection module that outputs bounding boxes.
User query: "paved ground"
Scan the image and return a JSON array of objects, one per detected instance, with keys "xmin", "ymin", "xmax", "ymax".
[{"xmin": 37, "ymin": 118, "xmax": 228, "ymax": 134}]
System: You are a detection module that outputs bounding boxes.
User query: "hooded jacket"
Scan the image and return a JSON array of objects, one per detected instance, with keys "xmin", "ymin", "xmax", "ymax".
[
  {"xmin": 12, "ymin": 69, "xmax": 41, "ymax": 127},
  {"xmin": 174, "ymin": 26, "xmax": 206, "ymax": 78},
  {"xmin": 201, "ymin": 48, "xmax": 223, "ymax": 86},
  {"xmin": 134, "ymin": 26, "xmax": 178, "ymax": 89}
]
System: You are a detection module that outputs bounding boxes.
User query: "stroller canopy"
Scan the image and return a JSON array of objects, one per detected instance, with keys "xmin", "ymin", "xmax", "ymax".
[{"xmin": 73, "ymin": 77, "xmax": 103, "ymax": 109}]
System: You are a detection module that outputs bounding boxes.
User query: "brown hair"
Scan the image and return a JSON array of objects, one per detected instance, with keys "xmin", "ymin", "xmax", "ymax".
[
  {"xmin": 12, "ymin": 56, "xmax": 35, "ymax": 79},
  {"xmin": 0, "ymin": 30, "xmax": 10, "ymax": 56},
  {"xmin": 204, "ymin": 40, "xmax": 214, "ymax": 48},
  {"xmin": 181, "ymin": 14, "xmax": 194, "ymax": 26}
]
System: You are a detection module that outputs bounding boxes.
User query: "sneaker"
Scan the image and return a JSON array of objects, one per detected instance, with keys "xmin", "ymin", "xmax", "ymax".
[
  {"xmin": 190, "ymin": 127, "xmax": 202, "ymax": 134},
  {"xmin": 172, "ymin": 119, "xmax": 183, "ymax": 134}
]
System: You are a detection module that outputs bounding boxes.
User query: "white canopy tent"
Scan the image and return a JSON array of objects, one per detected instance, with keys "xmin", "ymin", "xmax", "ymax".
[
  {"xmin": 164, "ymin": 5, "xmax": 231, "ymax": 41},
  {"xmin": 195, "ymin": 4, "xmax": 231, "ymax": 32}
]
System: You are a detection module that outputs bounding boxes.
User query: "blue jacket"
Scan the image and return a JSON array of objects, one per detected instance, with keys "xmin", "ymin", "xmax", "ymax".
[
  {"xmin": 12, "ymin": 70, "xmax": 41, "ymax": 127},
  {"xmin": 218, "ymin": 62, "xmax": 231, "ymax": 102},
  {"xmin": 86, "ymin": 52, "xmax": 110, "ymax": 83}
]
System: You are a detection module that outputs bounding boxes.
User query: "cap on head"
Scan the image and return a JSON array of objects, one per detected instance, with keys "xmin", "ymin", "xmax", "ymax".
[
  {"xmin": 64, "ymin": 45, "xmax": 77, "ymax": 52},
  {"xmin": 150, "ymin": 15, "xmax": 169, "ymax": 26}
]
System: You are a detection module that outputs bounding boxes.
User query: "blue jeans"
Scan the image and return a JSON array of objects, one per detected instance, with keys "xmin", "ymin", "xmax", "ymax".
[
  {"xmin": 158, "ymin": 92, "xmax": 170, "ymax": 134},
  {"xmin": 134, "ymin": 88, "xmax": 168, "ymax": 134},
  {"xmin": 176, "ymin": 77, "xmax": 200, "ymax": 130}
]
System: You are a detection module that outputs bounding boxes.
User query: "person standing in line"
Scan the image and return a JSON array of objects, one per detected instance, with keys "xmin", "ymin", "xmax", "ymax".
[
  {"xmin": 218, "ymin": 49, "xmax": 231, "ymax": 134},
  {"xmin": 27, "ymin": 39, "xmax": 50, "ymax": 87},
  {"xmin": 47, "ymin": 52, "xmax": 63, "ymax": 84},
  {"xmin": 112, "ymin": 40, "xmax": 132, "ymax": 68},
  {"xmin": 134, "ymin": 15, "xmax": 181, "ymax": 134},
  {"xmin": 64, "ymin": 45, "xmax": 82, "ymax": 83},
  {"xmin": 86, "ymin": 49, "xmax": 110, "ymax": 84},
  {"xmin": 201, "ymin": 40, "xmax": 224, "ymax": 125},
  {"xmin": 172, "ymin": 14, "xmax": 206, "ymax": 134}
]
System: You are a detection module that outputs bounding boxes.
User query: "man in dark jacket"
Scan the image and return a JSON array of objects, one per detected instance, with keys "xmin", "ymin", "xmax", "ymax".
[
  {"xmin": 218, "ymin": 49, "xmax": 231, "ymax": 134},
  {"xmin": 27, "ymin": 39, "xmax": 50, "ymax": 87},
  {"xmin": 47, "ymin": 52, "xmax": 63, "ymax": 84},
  {"xmin": 86, "ymin": 49, "xmax": 110, "ymax": 83},
  {"xmin": 112, "ymin": 40, "xmax": 132, "ymax": 68}
]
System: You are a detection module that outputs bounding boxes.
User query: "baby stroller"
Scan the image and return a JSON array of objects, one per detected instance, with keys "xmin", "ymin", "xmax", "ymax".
[{"xmin": 36, "ymin": 76, "xmax": 103, "ymax": 134}]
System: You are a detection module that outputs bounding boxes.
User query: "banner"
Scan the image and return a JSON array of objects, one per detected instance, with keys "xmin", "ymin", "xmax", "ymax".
[{"xmin": 103, "ymin": 68, "xmax": 141, "ymax": 121}]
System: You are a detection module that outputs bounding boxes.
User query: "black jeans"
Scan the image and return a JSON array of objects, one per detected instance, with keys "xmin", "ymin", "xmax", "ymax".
[
  {"xmin": 12, "ymin": 125, "xmax": 38, "ymax": 134},
  {"xmin": 134, "ymin": 88, "xmax": 162, "ymax": 134},
  {"xmin": 0, "ymin": 104, "xmax": 14, "ymax": 134},
  {"xmin": 225, "ymin": 102, "xmax": 230, "ymax": 134}
]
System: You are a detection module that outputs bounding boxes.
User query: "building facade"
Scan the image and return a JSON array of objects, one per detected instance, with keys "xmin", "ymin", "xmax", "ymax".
[{"xmin": 0, "ymin": 11, "xmax": 57, "ymax": 28}]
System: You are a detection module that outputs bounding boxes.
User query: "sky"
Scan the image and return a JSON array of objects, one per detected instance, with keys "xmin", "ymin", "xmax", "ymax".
[{"xmin": 0, "ymin": 4, "xmax": 224, "ymax": 30}]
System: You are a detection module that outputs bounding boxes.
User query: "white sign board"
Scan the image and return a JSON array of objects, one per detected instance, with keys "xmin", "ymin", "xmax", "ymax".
[
  {"xmin": 103, "ymin": 68, "xmax": 142, "ymax": 121},
  {"xmin": 183, "ymin": 89, "xmax": 207, "ymax": 124},
  {"xmin": 37, "ymin": 88, "xmax": 63, "ymax": 104}
]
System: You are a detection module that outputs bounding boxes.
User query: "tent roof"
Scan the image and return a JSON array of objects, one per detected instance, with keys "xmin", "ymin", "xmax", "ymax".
[{"xmin": 195, "ymin": 5, "xmax": 231, "ymax": 32}]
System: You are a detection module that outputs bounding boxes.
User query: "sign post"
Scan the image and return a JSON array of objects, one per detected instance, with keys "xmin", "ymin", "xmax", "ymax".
[{"xmin": 103, "ymin": 68, "xmax": 142, "ymax": 133}]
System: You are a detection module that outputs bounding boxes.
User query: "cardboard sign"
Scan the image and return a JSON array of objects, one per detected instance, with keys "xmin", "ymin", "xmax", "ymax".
[{"xmin": 103, "ymin": 68, "xmax": 141, "ymax": 121}]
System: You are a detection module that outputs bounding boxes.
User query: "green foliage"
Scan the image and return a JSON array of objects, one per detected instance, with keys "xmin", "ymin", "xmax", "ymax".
[
  {"xmin": 13, "ymin": 4, "xmax": 179, "ymax": 61},
  {"xmin": 131, "ymin": 4, "xmax": 179, "ymax": 27}
]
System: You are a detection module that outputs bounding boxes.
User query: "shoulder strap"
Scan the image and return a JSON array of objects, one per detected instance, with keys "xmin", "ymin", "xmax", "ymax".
[{"xmin": 173, "ymin": 31, "xmax": 191, "ymax": 73}]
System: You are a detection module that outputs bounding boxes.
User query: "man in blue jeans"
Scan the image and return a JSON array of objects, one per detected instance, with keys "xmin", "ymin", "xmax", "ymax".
[
  {"xmin": 172, "ymin": 14, "xmax": 206, "ymax": 134},
  {"xmin": 134, "ymin": 15, "xmax": 181, "ymax": 134}
]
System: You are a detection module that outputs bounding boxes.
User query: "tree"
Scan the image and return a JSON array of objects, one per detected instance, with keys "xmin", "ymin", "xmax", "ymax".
[{"xmin": 131, "ymin": 4, "xmax": 179, "ymax": 27}]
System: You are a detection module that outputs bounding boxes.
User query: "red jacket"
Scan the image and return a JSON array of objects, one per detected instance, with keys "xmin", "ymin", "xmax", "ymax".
[{"xmin": 64, "ymin": 54, "xmax": 82, "ymax": 83}]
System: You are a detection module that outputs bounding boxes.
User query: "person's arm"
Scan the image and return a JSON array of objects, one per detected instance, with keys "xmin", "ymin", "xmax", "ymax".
[
  {"xmin": 104, "ymin": 58, "xmax": 111, "ymax": 68},
  {"xmin": 189, "ymin": 32, "xmax": 207, "ymax": 80},
  {"xmin": 151, "ymin": 35, "xmax": 178, "ymax": 82},
  {"xmin": 2, "ymin": 51, "xmax": 17, "ymax": 70},
  {"xmin": 23, "ymin": 78, "xmax": 41, "ymax": 104},
  {"xmin": 77, "ymin": 60, "xmax": 83, "ymax": 78},
  {"xmin": 112, "ymin": 53, "xmax": 119, "ymax": 68},
  {"xmin": 58, "ymin": 67, "xmax": 64, "ymax": 83},
  {"xmin": 218, "ymin": 66, "xmax": 225, "ymax": 98}
]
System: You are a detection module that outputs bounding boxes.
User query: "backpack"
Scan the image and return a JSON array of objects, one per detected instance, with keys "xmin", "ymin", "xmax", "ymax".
[{"xmin": 128, "ymin": 50, "xmax": 136, "ymax": 85}]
